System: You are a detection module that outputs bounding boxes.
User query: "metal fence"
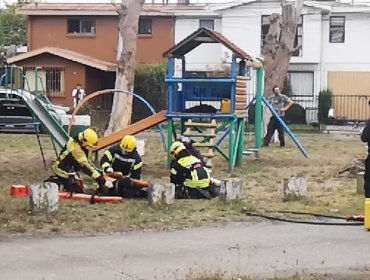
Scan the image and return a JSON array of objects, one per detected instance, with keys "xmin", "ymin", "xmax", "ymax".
[
  {"xmin": 330, "ymin": 95, "xmax": 370, "ymax": 122},
  {"xmin": 290, "ymin": 94, "xmax": 319, "ymax": 124},
  {"xmin": 290, "ymin": 94, "xmax": 370, "ymax": 125}
]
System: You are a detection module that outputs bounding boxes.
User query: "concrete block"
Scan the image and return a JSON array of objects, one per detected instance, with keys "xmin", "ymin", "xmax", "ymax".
[
  {"xmin": 136, "ymin": 139, "xmax": 145, "ymax": 156},
  {"xmin": 148, "ymin": 183, "xmax": 175, "ymax": 206},
  {"xmin": 283, "ymin": 177, "xmax": 307, "ymax": 201},
  {"xmin": 219, "ymin": 178, "xmax": 242, "ymax": 202},
  {"xmin": 357, "ymin": 172, "xmax": 365, "ymax": 195},
  {"xmin": 29, "ymin": 182, "xmax": 59, "ymax": 213}
]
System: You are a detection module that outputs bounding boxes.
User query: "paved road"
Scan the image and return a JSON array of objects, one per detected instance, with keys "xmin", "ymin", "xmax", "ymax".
[{"xmin": 1, "ymin": 221, "xmax": 370, "ymax": 280}]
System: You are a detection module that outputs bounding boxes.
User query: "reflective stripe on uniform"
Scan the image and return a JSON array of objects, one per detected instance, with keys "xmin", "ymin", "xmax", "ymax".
[
  {"xmin": 184, "ymin": 167, "xmax": 211, "ymax": 188},
  {"xmin": 91, "ymin": 170, "xmax": 101, "ymax": 179},
  {"xmin": 58, "ymin": 138, "xmax": 75, "ymax": 161},
  {"xmin": 101, "ymin": 162, "xmax": 111, "ymax": 169},
  {"xmin": 170, "ymin": 168, "xmax": 177, "ymax": 175},
  {"xmin": 133, "ymin": 162, "xmax": 143, "ymax": 170},
  {"xmin": 51, "ymin": 161, "xmax": 71, "ymax": 179},
  {"xmin": 70, "ymin": 141, "xmax": 101, "ymax": 179},
  {"xmin": 178, "ymin": 156, "xmax": 200, "ymax": 169},
  {"xmin": 104, "ymin": 150, "xmax": 113, "ymax": 162}
]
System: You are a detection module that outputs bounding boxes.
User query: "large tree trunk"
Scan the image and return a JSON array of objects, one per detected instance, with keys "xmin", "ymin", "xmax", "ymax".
[
  {"xmin": 261, "ymin": 0, "xmax": 303, "ymax": 137},
  {"xmin": 105, "ymin": 0, "xmax": 145, "ymax": 135}
]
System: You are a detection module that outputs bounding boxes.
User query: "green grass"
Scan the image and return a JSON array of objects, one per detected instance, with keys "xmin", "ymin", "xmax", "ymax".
[{"xmin": 0, "ymin": 132, "xmax": 367, "ymax": 236}]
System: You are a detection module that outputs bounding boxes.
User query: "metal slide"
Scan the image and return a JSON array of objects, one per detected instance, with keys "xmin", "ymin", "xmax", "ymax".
[{"xmin": 21, "ymin": 94, "xmax": 69, "ymax": 148}]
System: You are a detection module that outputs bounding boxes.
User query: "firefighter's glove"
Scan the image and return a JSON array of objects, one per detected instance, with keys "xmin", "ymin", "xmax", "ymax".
[
  {"xmin": 105, "ymin": 167, "xmax": 114, "ymax": 174},
  {"xmin": 105, "ymin": 180, "xmax": 114, "ymax": 189}
]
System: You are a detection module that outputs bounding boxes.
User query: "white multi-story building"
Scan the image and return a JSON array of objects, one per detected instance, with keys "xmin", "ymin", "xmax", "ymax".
[{"xmin": 173, "ymin": 0, "xmax": 370, "ymax": 122}]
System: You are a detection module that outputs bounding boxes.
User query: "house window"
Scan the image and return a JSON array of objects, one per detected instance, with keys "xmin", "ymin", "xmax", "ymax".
[
  {"xmin": 45, "ymin": 68, "xmax": 64, "ymax": 94},
  {"xmin": 67, "ymin": 18, "xmax": 96, "ymax": 34},
  {"xmin": 23, "ymin": 67, "xmax": 65, "ymax": 97},
  {"xmin": 261, "ymin": 15, "xmax": 303, "ymax": 57},
  {"xmin": 199, "ymin": 19, "xmax": 214, "ymax": 30},
  {"xmin": 287, "ymin": 71, "xmax": 314, "ymax": 96},
  {"xmin": 330, "ymin": 16, "xmax": 345, "ymax": 43},
  {"xmin": 139, "ymin": 18, "xmax": 152, "ymax": 35}
]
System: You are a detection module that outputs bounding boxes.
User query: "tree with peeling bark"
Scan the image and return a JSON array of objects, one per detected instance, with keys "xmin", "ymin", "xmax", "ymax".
[
  {"xmin": 261, "ymin": 0, "xmax": 303, "ymax": 134},
  {"xmin": 262, "ymin": 0, "xmax": 303, "ymax": 95},
  {"xmin": 105, "ymin": 0, "xmax": 145, "ymax": 135}
]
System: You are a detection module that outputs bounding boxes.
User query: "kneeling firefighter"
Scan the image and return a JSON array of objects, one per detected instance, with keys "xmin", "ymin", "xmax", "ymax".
[
  {"xmin": 51, "ymin": 128, "xmax": 112, "ymax": 193},
  {"xmin": 170, "ymin": 141, "xmax": 219, "ymax": 199},
  {"xmin": 100, "ymin": 135, "xmax": 146, "ymax": 198}
]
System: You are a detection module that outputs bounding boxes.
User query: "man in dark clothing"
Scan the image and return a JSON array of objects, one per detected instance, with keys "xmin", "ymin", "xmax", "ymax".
[
  {"xmin": 361, "ymin": 100, "xmax": 370, "ymax": 198},
  {"xmin": 51, "ymin": 128, "xmax": 111, "ymax": 193},
  {"xmin": 263, "ymin": 85, "xmax": 294, "ymax": 147},
  {"xmin": 100, "ymin": 135, "xmax": 145, "ymax": 198},
  {"xmin": 170, "ymin": 141, "xmax": 219, "ymax": 199}
]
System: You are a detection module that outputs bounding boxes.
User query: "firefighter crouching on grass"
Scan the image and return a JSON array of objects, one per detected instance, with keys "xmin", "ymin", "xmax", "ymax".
[
  {"xmin": 100, "ymin": 135, "xmax": 146, "ymax": 198},
  {"xmin": 51, "ymin": 128, "xmax": 113, "ymax": 193},
  {"xmin": 170, "ymin": 141, "xmax": 220, "ymax": 199}
]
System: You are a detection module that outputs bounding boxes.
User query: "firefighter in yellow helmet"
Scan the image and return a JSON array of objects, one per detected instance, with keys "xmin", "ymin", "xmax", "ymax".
[
  {"xmin": 100, "ymin": 135, "xmax": 145, "ymax": 198},
  {"xmin": 51, "ymin": 128, "xmax": 112, "ymax": 193},
  {"xmin": 170, "ymin": 141, "xmax": 219, "ymax": 199}
]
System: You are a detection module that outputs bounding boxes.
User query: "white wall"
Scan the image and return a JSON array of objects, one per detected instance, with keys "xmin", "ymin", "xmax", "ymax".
[
  {"xmin": 221, "ymin": 3, "xmax": 323, "ymax": 62},
  {"xmin": 175, "ymin": 18, "xmax": 223, "ymax": 72},
  {"xmin": 321, "ymin": 13, "xmax": 370, "ymax": 89}
]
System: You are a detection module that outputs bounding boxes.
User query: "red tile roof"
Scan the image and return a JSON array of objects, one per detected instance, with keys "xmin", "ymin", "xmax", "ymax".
[
  {"xmin": 7, "ymin": 47, "xmax": 116, "ymax": 72},
  {"xmin": 18, "ymin": 3, "xmax": 208, "ymax": 16}
]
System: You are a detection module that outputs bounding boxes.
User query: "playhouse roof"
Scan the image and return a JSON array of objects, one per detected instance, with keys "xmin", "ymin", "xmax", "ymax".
[{"xmin": 163, "ymin": 28, "xmax": 252, "ymax": 60}]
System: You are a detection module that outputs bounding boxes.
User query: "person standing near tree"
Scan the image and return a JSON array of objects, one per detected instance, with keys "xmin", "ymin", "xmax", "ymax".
[
  {"xmin": 72, "ymin": 83, "xmax": 85, "ymax": 108},
  {"xmin": 263, "ymin": 85, "xmax": 294, "ymax": 148}
]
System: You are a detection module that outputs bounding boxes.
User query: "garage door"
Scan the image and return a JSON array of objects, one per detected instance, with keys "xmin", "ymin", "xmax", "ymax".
[{"xmin": 328, "ymin": 71, "xmax": 370, "ymax": 121}]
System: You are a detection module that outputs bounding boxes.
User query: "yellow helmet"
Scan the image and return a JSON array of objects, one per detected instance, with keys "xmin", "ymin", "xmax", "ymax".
[
  {"xmin": 120, "ymin": 135, "xmax": 136, "ymax": 152},
  {"xmin": 170, "ymin": 141, "xmax": 186, "ymax": 158},
  {"xmin": 78, "ymin": 128, "xmax": 98, "ymax": 148}
]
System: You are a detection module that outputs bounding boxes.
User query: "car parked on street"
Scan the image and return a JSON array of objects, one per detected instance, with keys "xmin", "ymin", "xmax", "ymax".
[{"xmin": 0, "ymin": 88, "xmax": 69, "ymax": 133}]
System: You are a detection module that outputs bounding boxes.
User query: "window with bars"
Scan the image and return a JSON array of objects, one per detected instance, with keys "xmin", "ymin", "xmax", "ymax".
[
  {"xmin": 261, "ymin": 15, "xmax": 303, "ymax": 57},
  {"xmin": 139, "ymin": 18, "xmax": 152, "ymax": 35},
  {"xmin": 330, "ymin": 16, "xmax": 345, "ymax": 43},
  {"xmin": 23, "ymin": 67, "xmax": 65, "ymax": 97},
  {"xmin": 199, "ymin": 19, "xmax": 214, "ymax": 30},
  {"xmin": 45, "ymin": 68, "xmax": 64, "ymax": 95},
  {"xmin": 67, "ymin": 18, "xmax": 96, "ymax": 35}
]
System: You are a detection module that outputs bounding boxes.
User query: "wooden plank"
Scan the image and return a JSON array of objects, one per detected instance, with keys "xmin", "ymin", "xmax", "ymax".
[
  {"xmin": 184, "ymin": 122, "xmax": 217, "ymax": 128},
  {"xmin": 183, "ymin": 133, "xmax": 216, "ymax": 138},
  {"xmin": 95, "ymin": 110, "xmax": 167, "ymax": 151}
]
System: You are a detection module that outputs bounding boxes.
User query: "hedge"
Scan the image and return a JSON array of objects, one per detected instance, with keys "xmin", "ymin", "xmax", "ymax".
[{"xmin": 132, "ymin": 63, "xmax": 167, "ymax": 122}]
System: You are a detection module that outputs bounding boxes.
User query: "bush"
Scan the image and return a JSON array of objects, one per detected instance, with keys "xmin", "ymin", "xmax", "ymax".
[
  {"xmin": 248, "ymin": 101, "xmax": 306, "ymax": 124},
  {"xmin": 285, "ymin": 103, "xmax": 306, "ymax": 124},
  {"xmin": 132, "ymin": 63, "xmax": 167, "ymax": 122},
  {"xmin": 318, "ymin": 89, "xmax": 333, "ymax": 124}
]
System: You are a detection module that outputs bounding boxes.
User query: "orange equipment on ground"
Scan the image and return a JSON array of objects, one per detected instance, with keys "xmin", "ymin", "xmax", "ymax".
[
  {"xmin": 59, "ymin": 192, "xmax": 123, "ymax": 202},
  {"xmin": 104, "ymin": 172, "xmax": 150, "ymax": 188}
]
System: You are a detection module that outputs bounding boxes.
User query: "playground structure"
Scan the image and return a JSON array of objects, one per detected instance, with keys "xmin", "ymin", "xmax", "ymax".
[
  {"xmin": 162, "ymin": 28, "xmax": 264, "ymax": 171},
  {"xmin": 2, "ymin": 28, "xmax": 308, "ymax": 173}
]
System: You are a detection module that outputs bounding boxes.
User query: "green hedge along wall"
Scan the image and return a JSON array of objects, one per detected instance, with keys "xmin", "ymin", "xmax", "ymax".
[{"xmin": 132, "ymin": 63, "xmax": 167, "ymax": 123}]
